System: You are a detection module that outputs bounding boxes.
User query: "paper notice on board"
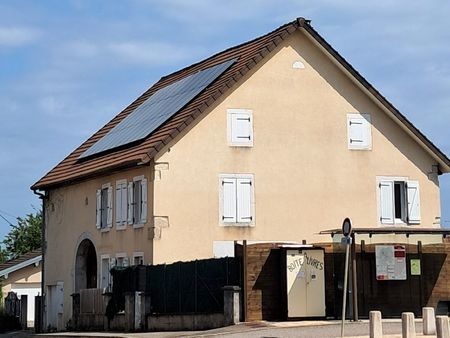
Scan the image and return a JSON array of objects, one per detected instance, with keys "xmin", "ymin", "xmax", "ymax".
[
  {"xmin": 375, "ymin": 245, "xmax": 406, "ymax": 280},
  {"xmin": 410, "ymin": 259, "xmax": 421, "ymax": 275}
]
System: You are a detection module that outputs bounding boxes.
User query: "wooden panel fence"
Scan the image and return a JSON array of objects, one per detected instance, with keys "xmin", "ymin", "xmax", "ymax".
[{"xmin": 80, "ymin": 288, "xmax": 105, "ymax": 314}]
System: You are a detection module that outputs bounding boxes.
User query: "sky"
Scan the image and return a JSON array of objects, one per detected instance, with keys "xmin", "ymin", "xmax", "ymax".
[{"xmin": 0, "ymin": 1, "xmax": 450, "ymax": 238}]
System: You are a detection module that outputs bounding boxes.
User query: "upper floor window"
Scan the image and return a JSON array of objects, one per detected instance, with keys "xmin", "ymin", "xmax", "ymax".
[
  {"xmin": 128, "ymin": 176, "xmax": 148, "ymax": 227},
  {"xmin": 96, "ymin": 183, "xmax": 112, "ymax": 230},
  {"xmin": 227, "ymin": 109, "xmax": 253, "ymax": 147},
  {"xmin": 378, "ymin": 178, "xmax": 421, "ymax": 225},
  {"xmin": 219, "ymin": 174, "xmax": 254, "ymax": 226},
  {"xmin": 115, "ymin": 180, "xmax": 128, "ymax": 229},
  {"xmin": 347, "ymin": 113, "xmax": 372, "ymax": 150}
]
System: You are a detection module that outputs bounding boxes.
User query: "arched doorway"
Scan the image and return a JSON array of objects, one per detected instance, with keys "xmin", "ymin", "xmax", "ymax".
[{"xmin": 75, "ymin": 239, "xmax": 97, "ymax": 292}]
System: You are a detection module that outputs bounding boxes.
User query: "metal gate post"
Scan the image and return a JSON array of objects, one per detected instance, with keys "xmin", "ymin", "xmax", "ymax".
[{"xmin": 351, "ymin": 233, "xmax": 358, "ymax": 321}]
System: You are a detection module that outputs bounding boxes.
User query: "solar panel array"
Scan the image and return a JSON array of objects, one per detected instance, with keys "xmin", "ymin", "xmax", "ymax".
[{"xmin": 79, "ymin": 58, "xmax": 237, "ymax": 159}]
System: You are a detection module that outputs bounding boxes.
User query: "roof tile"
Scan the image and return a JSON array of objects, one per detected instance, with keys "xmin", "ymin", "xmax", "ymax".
[{"xmin": 0, "ymin": 249, "xmax": 42, "ymax": 273}]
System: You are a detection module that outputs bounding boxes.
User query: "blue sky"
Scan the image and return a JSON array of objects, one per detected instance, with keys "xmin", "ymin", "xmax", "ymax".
[{"xmin": 0, "ymin": 1, "xmax": 449, "ymax": 237}]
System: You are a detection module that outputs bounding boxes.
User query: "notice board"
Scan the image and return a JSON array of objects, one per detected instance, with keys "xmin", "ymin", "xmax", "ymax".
[{"xmin": 375, "ymin": 245, "xmax": 406, "ymax": 280}]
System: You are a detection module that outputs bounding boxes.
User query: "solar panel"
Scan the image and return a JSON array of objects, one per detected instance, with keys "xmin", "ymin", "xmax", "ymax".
[{"xmin": 79, "ymin": 58, "xmax": 237, "ymax": 159}]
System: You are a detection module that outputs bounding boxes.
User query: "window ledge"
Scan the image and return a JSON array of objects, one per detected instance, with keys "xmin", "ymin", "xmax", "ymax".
[
  {"xmin": 116, "ymin": 225, "xmax": 127, "ymax": 231},
  {"xmin": 221, "ymin": 223, "xmax": 255, "ymax": 227},
  {"xmin": 379, "ymin": 223, "xmax": 411, "ymax": 227},
  {"xmin": 100, "ymin": 227, "xmax": 111, "ymax": 233},
  {"xmin": 348, "ymin": 147, "xmax": 372, "ymax": 151},
  {"xmin": 133, "ymin": 223, "xmax": 145, "ymax": 229},
  {"xmin": 228, "ymin": 143, "xmax": 253, "ymax": 148}
]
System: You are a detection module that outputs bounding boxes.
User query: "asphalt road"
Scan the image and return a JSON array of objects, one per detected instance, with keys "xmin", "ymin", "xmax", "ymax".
[
  {"xmin": 0, "ymin": 320, "xmax": 426, "ymax": 338},
  {"xmin": 179, "ymin": 321, "xmax": 423, "ymax": 338}
]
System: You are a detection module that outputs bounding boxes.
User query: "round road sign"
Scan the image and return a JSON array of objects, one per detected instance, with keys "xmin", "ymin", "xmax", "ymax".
[{"xmin": 342, "ymin": 218, "xmax": 352, "ymax": 237}]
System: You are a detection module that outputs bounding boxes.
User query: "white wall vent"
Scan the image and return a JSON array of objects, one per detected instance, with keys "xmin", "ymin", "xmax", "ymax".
[{"xmin": 293, "ymin": 60, "xmax": 305, "ymax": 69}]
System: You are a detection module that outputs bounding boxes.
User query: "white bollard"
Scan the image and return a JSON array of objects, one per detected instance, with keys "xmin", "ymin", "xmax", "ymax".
[
  {"xmin": 369, "ymin": 311, "xmax": 383, "ymax": 338},
  {"xmin": 402, "ymin": 312, "xmax": 416, "ymax": 338},
  {"xmin": 436, "ymin": 316, "xmax": 450, "ymax": 338},
  {"xmin": 422, "ymin": 307, "xmax": 436, "ymax": 335}
]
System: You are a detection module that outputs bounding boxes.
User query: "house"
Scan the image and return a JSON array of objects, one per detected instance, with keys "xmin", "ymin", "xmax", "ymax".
[
  {"xmin": 32, "ymin": 18, "xmax": 450, "ymax": 330},
  {"xmin": 0, "ymin": 249, "xmax": 42, "ymax": 327}
]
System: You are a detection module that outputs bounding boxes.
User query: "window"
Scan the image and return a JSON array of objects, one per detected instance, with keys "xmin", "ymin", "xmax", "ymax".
[
  {"xmin": 96, "ymin": 183, "xmax": 112, "ymax": 230},
  {"xmin": 128, "ymin": 176, "xmax": 148, "ymax": 227},
  {"xmin": 220, "ymin": 174, "xmax": 254, "ymax": 226},
  {"xmin": 100, "ymin": 255, "xmax": 111, "ymax": 291},
  {"xmin": 115, "ymin": 180, "xmax": 128, "ymax": 229},
  {"xmin": 227, "ymin": 109, "xmax": 253, "ymax": 147},
  {"xmin": 133, "ymin": 252, "xmax": 144, "ymax": 266},
  {"xmin": 347, "ymin": 113, "xmax": 371, "ymax": 150},
  {"xmin": 378, "ymin": 178, "xmax": 421, "ymax": 225},
  {"xmin": 115, "ymin": 253, "xmax": 129, "ymax": 267}
]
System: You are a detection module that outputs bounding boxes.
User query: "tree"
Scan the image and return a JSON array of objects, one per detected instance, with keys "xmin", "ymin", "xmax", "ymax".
[{"xmin": 1, "ymin": 211, "xmax": 42, "ymax": 262}]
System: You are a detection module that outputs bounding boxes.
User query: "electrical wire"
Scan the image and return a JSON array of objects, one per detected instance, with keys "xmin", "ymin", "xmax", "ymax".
[
  {"xmin": 0, "ymin": 211, "xmax": 14, "ymax": 227},
  {"xmin": 0, "ymin": 209, "xmax": 17, "ymax": 220}
]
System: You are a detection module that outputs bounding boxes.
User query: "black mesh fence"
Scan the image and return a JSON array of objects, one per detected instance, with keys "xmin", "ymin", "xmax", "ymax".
[{"xmin": 110, "ymin": 257, "xmax": 241, "ymax": 315}]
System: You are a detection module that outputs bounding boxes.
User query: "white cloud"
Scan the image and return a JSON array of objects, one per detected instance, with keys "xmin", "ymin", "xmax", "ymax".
[
  {"xmin": 55, "ymin": 38, "xmax": 203, "ymax": 69},
  {"xmin": 135, "ymin": 0, "xmax": 281, "ymax": 31},
  {"xmin": 65, "ymin": 40, "xmax": 100, "ymax": 58},
  {"xmin": 107, "ymin": 41, "xmax": 202, "ymax": 66},
  {"xmin": 0, "ymin": 26, "xmax": 40, "ymax": 47},
  {"xmin": 39, "ymin": 96, "xmax": 66, "ymax": 116}
]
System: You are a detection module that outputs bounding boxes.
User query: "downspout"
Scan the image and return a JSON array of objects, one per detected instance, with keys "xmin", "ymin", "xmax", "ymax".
[{"xmin": 33, "ymin": 188, "xmax": 48, "ymax": 333}]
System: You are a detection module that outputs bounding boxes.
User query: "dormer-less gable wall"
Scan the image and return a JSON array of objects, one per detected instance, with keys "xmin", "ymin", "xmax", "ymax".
[{"xmin": 152, "ymin": 30, "xmax": 441, "ymax": 264}]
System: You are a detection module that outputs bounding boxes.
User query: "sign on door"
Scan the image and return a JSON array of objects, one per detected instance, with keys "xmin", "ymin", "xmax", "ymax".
[{"xmin": 286, "ymin": 249, "xmax": 325, "ymax": 318}]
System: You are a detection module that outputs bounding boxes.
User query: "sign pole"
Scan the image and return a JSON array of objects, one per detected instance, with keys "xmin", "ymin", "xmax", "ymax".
[
  {"xmin": 341, "ymin": 238, "xmax": 350, "ymax": 338},
  {"xmin": 341, "ymin": 218, "xmax": 352, "ymax": 338}
]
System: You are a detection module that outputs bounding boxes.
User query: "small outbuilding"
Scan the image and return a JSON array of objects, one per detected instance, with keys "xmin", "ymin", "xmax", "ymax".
[{"xmin": 0, "ymin": 249, "xmax": 42, "ymax": 327}]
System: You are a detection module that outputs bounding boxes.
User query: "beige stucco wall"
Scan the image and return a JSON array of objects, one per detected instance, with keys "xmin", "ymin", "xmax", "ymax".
[
  {"xmin": 2, "ymin": 264, "xmax": 41, "ymax": 297},
  {"xmin": 152, "ymin": 30, "xmax": 441, "ymax": 264},
  {"xmin": 45, "ymin": 166, "xmax": 152, "ymax": 326}
]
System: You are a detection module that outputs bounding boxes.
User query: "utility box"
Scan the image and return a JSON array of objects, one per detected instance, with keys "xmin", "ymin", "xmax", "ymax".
[{"xmin": 286, "ymin": 248, "xmax": 325, "ymax": 318}]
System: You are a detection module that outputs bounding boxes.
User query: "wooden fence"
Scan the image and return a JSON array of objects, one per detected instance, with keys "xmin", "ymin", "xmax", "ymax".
[{"xmin": 80, "ymin": 288, "xmax": 105, "ymax": 314}]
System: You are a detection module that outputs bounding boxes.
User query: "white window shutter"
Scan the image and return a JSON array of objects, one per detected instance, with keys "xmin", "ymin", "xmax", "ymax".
[
  {"xmin": 115, "ymin": 185, "xmax": 122, "ymax": 226},
  {"xmin": 379, "ymin": 181, "xmax": 394, "ymax": 224},
  {"xmin": 121, "ymin": 183, "xmax": 128, "ymax": 226},
  {"xmin": 141, "ymin": 178, "xmax": 148, "ymax": 223},
  {"xmin": 237, "ymin": 178, "xmax": 252, "ymax": 223},
  {"xmin": 127, "ymin": 182, "xmax": 134, "ymax": 224},
  {"xmin": 349, "ymin": 117, "xmax": 365, "ymax": 144},
  {"xmin": 96, "ymin": 189, "xmax": 102, "ymax": 229},
  {"xmin": 348, "ymin": 114, "xmax": 371, "ymax": 149},
  {"xmin": 222, "ymin": 178, "xmax": 237, "ymax": 223},
  {"xmin": 123, "ymin": 257, "xmax": 129, "ymax": 267},
  {"xmin": 109, "ymin": 257, "xmax": 116, "ymax": 269},
  {"xmin": 232, "ymin": 113, "xmax": 252, "ymax": 144},
  {"xmin": 107, "ymin": 186, "xmax": 113, "ymax": 227},
  {"xmin": 407, "ymin": 180, "xmax": 421, "ymax": 224}
]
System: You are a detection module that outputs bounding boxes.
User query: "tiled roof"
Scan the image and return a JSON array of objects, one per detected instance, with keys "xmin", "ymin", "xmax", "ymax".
[
  {"xmin": 0, "ymin": 248, "xmax": 42, "ymax": 275},
  {"xmin": 32, "ymin": 18, "xmax": 450, "ymax": 191},
  {"xmin": 32, "ymin": 20, "xmax": 298, "ymax": 190}
]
